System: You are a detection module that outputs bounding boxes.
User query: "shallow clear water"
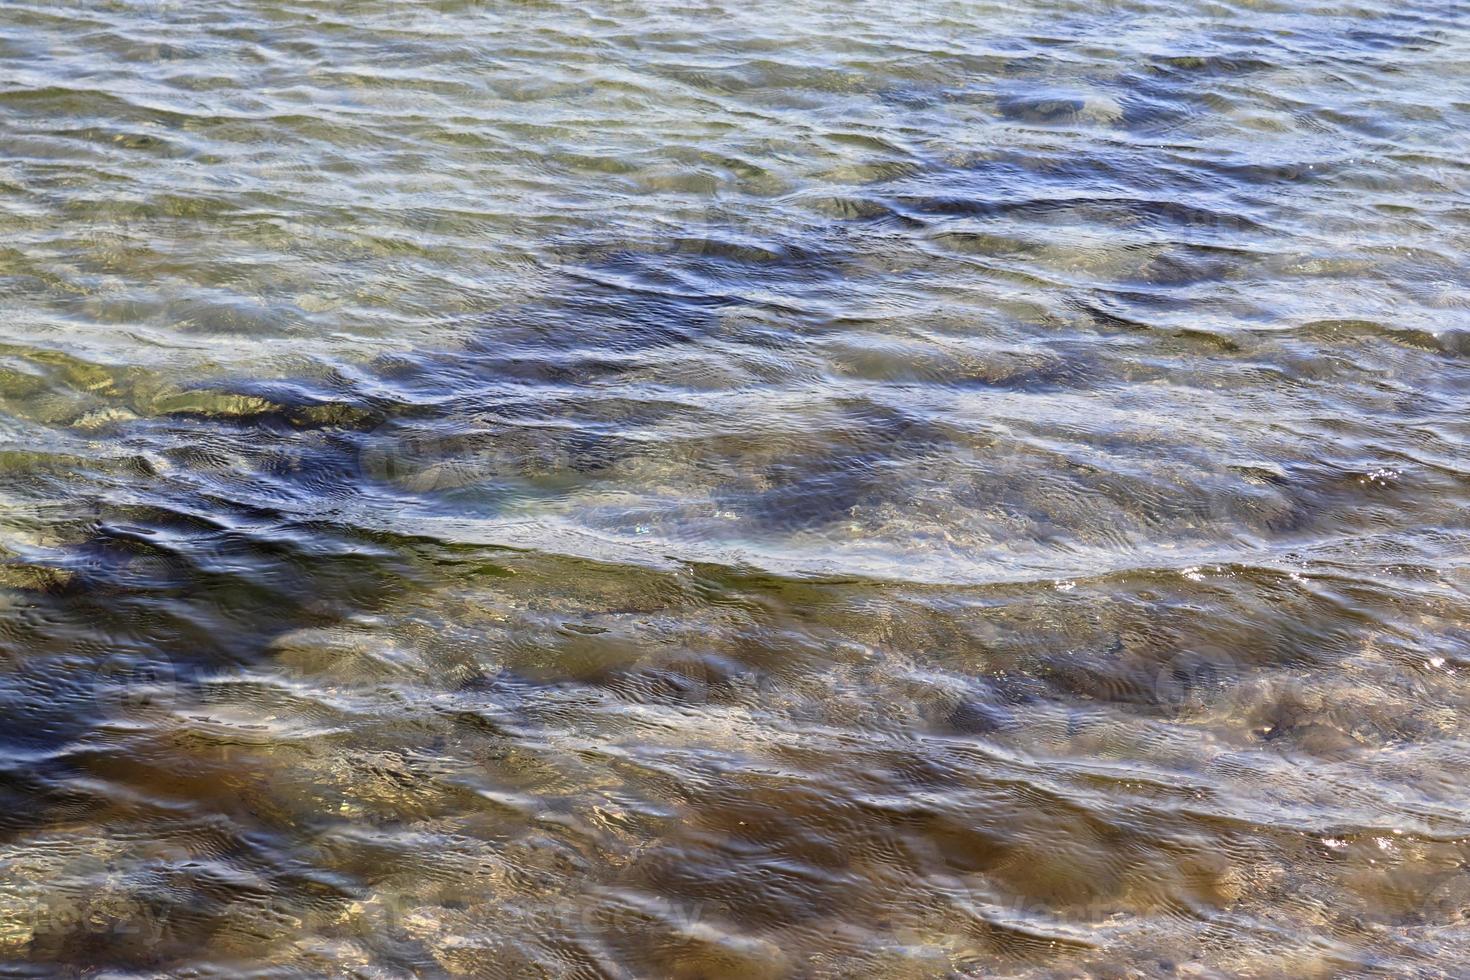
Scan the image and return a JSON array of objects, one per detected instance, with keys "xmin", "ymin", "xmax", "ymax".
[{"xmin": 0, "ymin": 0, "xmax": 1467, "ymax": 975}]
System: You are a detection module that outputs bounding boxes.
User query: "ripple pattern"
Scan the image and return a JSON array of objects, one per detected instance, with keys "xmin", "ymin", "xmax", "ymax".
[{"xmin": 0, "ymin": 0, "xmax": 1467, "ymax": 975}]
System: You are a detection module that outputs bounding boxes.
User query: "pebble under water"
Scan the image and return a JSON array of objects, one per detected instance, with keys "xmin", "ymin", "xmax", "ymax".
[{"xmin": 0, "ymin": 0, "xmax": 1467, "ymax": 975}]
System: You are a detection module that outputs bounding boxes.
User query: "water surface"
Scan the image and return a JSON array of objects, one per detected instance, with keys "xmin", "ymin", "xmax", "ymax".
[{"xmin": 0, "ymin": 0, "xmax": 1467, "ymax": 975}]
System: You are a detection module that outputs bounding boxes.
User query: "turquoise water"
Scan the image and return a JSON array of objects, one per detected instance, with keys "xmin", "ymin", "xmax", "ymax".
[{"xmin": 0, "ymin": 0, "xmax": 1467, "ymax": 975}]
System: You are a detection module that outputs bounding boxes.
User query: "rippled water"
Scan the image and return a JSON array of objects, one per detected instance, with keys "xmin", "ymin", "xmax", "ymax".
[{"xmin": 0, "ymin": 0, "xmax": 1467, "ymax": 975}]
